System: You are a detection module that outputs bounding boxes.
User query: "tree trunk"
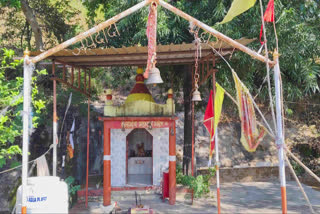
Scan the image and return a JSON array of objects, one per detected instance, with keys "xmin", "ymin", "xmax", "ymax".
[
  {"xmin": 21, "ymin": 0, "xmax": 44, "ymax": 51},
  {"xmin": 183, "ymin": 65, "xmax": 193, "ymax": 175}
]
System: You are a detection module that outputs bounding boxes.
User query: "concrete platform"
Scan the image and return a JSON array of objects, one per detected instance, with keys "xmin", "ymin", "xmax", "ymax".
[
  {"xmin": 128, "ymin": 174, "xmax": 153, "ymax": 186},
  {"xmin": 70, "ymin": 181, "xmax": 320, "ymax": 213}
]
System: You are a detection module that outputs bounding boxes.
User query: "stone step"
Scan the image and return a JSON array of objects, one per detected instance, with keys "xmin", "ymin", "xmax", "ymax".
[
  {"xmin": 112, "ymin": 191, "xmax": 162, "ymax": 202},
  {"xmin": 78, "ymin": 189, "xmax": 162, "ymax": 203},
  {"xmin": 111, "ymin": 194, "xmax": 162, "ymax": 202}
]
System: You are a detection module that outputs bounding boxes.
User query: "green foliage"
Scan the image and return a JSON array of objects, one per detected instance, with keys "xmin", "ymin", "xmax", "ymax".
[
  {"xmin": 0, "ymin": 48, "xmax": 47, "ymax": 168},
  {"xmin": 214, "ymin": 0, "xmax": 320, "ymax": 102},
  {"xmin": 176, "ymin": 164, "xmax": 215, "ymax": 198},
  {"xmin": 0, "ymin": 0, "xmax": 21, "ymax": 8},
  {"xmin": 65, "ymin": 176, "xmax": 81, "ymax": 207},
  {"xmin": 29, "ymin": 0, "xmax": 79, "ymax": 44},
  {"xmin": 0, "ymin": 0, "xmax": 80, "ymax": 50},
  {"xmin": 290, "ymin": 160, "xmax": 305, "ymax": 176},
  {"xmin": 82, "ymin": 0, "xmax": 320, "ymax": 103}
]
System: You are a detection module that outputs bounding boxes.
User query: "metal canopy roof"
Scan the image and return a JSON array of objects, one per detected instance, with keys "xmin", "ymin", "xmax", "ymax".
[{"xmin": 30, "ymin": 38, "xmax": 254, "ymax": 67}]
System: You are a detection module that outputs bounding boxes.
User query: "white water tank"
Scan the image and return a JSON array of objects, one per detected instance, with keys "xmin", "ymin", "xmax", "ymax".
[{"xmin": 15, "ymin": 176, "xmax": 68, "ymax": 213}]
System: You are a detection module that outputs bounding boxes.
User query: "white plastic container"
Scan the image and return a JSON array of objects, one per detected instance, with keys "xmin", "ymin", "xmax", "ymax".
[{"xmin": 15, "ymin": 176, "xmax": 68, "ymax": 213}]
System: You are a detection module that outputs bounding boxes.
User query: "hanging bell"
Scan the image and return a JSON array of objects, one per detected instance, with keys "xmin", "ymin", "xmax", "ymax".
[
  {"xmin": 192, "ymin": 88, "xmax": 202, "ymax": 102},
  {"xmin": 145, "ymin": 67, "xmax": 164, "ymax": 85}
]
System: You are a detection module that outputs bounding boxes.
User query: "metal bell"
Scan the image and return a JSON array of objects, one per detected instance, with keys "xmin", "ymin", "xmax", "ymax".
[
  {"xmin": 145, "ymin": 67, "xmax": 164, "ymax": 85},
  {"xmin": 192, "ymin": 88, "xmax": 202, "ymax": 102}
]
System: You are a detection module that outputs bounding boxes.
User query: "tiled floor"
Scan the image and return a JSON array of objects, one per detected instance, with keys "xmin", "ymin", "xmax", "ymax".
[{"xmin": 128, "ymin": 174, "xmax": 152, "ymax": 186}]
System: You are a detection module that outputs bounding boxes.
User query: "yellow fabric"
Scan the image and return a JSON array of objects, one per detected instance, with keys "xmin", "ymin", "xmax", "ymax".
[
  {"xmin": 125, "ymin": 93, "xmax": 155, "ymax": 104},
  {"xmin": 214, "ymin": 83, "xmax": 225, "ymax": 130},
  {"xmin": 232, "ymin": 71, "xmax": 266, "ymax": 152},
  {"xmin": 220, "ymin": 0, "xmax": 256, "ymax": 24}
]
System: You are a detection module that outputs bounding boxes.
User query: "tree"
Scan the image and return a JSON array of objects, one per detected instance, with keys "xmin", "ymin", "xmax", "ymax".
[
  {"xmin": 20, "ymin": 0, "xmax": 44, "ymax": 50},
  {"xmin": 0, "ymin": 0, "xmax": 78, "ymax": 50},
  {"xmin": 0, "ymin": 48, "xmax": 46, "ymax": 168},
  {"xmin": 82, "ymin": 0, "xmax": 320, "ymax": 174}
]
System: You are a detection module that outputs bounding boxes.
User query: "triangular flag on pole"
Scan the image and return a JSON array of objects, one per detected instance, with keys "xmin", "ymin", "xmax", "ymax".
[
  {"xmin": 259, "ymin": 0, "xmax": 275, "ymax": 44},
  {"xmin": 220, "ymin": 0, "xmax": 257, "ymax": 24},
  {"xmin": 204, "ymin": 90, "xmax": 214, "ymax": 165},
  {"xmin": 204, "ymin": 83, "xmax": 225, "ymax": 166},
  {"xmin": 214, "ymin": 83, "xmax": 225, "ymax": 131}
]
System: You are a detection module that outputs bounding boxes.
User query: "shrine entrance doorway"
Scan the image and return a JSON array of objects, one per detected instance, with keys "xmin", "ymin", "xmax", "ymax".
[{"xmin": 126, "ymin": 128, "xmax": 153, "ymax": 186}]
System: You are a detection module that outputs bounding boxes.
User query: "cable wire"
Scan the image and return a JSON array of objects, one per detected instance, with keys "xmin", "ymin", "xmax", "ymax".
[{"xmin": 0, "ymin": 144, "xmax": 53, "ymax": 175}]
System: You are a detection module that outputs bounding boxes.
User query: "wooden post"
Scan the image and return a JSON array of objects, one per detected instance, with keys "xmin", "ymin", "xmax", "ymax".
[
  {"xmin": 88, "ymin": 70, "xmax": 91, "ymax": 93},
  {"xmin": 103, "ymin": 123, "xmax": 111, "ymax": 206},
  {"xmin": 78, "ymin": 68, "xmax": 81, "ymax": 89},
  {"xmin": 71, "ymin": 66, "xmax": 74, "ymax": 86},
  {"xmin": 169, "ymin": 121, "xmax": 176, "ymax": 205},
  {"xmin": 191, "ymin": 101, "xmax": 195, "ymax": 177},
  {"xmin": 63, "ymin": 64, "xmax": 66, "ymax": 81},
  {"xmin": 84, "ymin": 69, "xmax": 87, "ymax": 93},
  {"xmin": 85, "ymin": 98, "xmax": 90, "ymax": 208}
]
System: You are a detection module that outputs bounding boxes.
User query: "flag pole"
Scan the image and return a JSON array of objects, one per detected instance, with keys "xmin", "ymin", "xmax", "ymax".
[
  {"xmin": 212, "ymin": 71, "xmax": 221, "ymax": 214},
  {"xmin": 273, "ymin": 51, "xmax": 287, "ymax": 213},
  {"xmin": 52, "ymin": 59, "xmax": 57, "ymax": 176},
  {"xmin": 215, "ymin": 128, "xmax": 221, "ymax": 214},
  {"xmin": 21, "ymin": 49, "xmax": 32, "ymax": 214}
]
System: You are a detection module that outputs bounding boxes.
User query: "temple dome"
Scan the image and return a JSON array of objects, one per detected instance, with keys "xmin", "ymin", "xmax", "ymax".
[{"xmin": 125, "ymin": 68, "xmax": 155, "ymax": 104}]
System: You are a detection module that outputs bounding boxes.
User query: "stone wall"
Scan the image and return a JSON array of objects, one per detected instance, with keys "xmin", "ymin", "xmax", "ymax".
[
  {"xmin": 198, "ymin": 166, "xmax": 292, "ymax": 183},
  {"xmin": 175, "ymin": 112, "xmax": 280, "ymax": 169}
]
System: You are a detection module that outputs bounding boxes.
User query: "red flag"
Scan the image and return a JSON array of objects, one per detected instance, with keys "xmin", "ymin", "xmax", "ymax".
[
  {"xmin": 203, "ymin": 90, "xmax": 215, "ymax": 158},
  {"xmin": 260, "ymin": 0, "xmax": 274, "ymax": 44}
]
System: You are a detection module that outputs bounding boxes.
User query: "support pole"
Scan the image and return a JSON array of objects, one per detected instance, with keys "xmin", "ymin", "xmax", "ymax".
[
  {"xmin": 273, "ymin": 51, "xmax": 287, "ymax": 214},
  {"xmin": 169, "ymin": 121, "xmax": 176, "ymax": 205},
  {"xmin": 85, "ymin": 98, "xmax": 90, "ymax": 208},
  {"xmin": 103, "ymin": 123, "xmax": 111, "ymax": 206},
  {"xmin": 215, "ymin": 130, "xmax": 221, "ymax": 214},
  {"xmin": 191, "ymin": 101, "xmax": 195, "ymax": 177},
  {"xmin": 213, "ymin": 71, "xmax": 221, "ymax": 214},
  {"xmin": 31, "ymin": 0, "xmax": 151, "ymax": 64},
  {"xmin": 21, "ymin": 50, "xmax": 32, "ymax": 214},
  {"xmin": 52, "ymin": 59, "xmax": 57, "ymax": 176},
  {"xmin": 191, "ymin": 100, "xmax": 195, "ymax": 204},
  {"xmin": 158, "ymin": 0, "xmax": 275, "ymax": 66}
]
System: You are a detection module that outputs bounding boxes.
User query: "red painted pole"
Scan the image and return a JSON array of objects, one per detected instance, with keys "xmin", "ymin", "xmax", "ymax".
[
  {"xmin": 103, "ymin": 123, "xmax": 111, "ymax": 206},
  {"xmin": 169, "ymin": 121, "xmax": 176, "ymax": 205},
  {"xmin": 85, "ymin": 98, "xmax": 90, "ymax": 207}
]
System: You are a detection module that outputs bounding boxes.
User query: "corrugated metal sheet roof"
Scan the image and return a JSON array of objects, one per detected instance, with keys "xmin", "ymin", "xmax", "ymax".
[{"xmin": 30, "ymin": 38, "xmax": 255, "ymax": 67}]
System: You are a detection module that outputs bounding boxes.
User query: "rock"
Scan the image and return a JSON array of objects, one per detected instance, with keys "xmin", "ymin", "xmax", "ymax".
[{"xmin": 0, "ymin": 169, "xmax": 21, "ymax": 213}]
